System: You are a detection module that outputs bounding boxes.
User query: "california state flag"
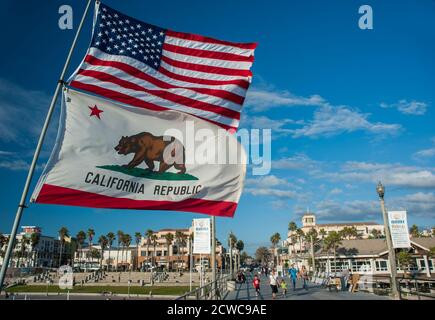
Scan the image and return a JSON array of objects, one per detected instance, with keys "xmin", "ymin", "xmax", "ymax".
[{"xmin": 31, "ymin": 88, "xmax": 246, "ymax": 217}]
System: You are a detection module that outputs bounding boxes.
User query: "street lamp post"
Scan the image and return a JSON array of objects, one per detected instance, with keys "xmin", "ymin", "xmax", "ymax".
[
  {"xmin": 229, "ymin": 235, "xmax": 233, "ymax": 279},
  {"xmin": 376, "ymin": 182, "xmax": 399, "ymax": 298}
]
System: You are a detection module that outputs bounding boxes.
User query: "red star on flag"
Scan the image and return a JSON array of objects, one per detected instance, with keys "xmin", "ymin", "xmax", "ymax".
[{"xmin": 89, "ymin": 105, "xmax": 103, "ymax": 119}]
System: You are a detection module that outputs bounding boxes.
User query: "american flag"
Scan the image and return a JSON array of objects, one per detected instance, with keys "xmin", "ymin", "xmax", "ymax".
[{"xmin": 69, "ymin": 3, "xmax": 256, "ymax": 130}]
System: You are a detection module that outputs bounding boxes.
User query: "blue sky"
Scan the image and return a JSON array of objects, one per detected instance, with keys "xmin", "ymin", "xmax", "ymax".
[{"xmin": 0, "ymin": 0, "xmax": 434, "ymax": 254}]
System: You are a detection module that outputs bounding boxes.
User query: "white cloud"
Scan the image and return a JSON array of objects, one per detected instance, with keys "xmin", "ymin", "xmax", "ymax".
[
  {"xmin": 304, "ymin": 192, "xmax": 435, "ymax": 221},
  {"xmin": 381, "ymin": 99, "xmax": 428, "ymax": 115},
  {"xmin": 244, "ymin": 188, "xmax": 298, "ymax": 198},
  {"xmin": 0, "ymin": 78, "xmax": 60, "ymax": 165},
  {"xmin": 388, "ymin": 192, "xmax": 435, "ymax": 218},
  {"xmin": 272, "ymin": 153, "xmax": 318, "ymax": 170},
  {"xmin": 241, "ymin": 115, "xmax": 301, "ymax": 135},
  {"xmin": 314, "ymin": 199, "xmax": 380, "ymax": 220},
  {"xmin": 319, "ymin": 161, "xmax": 435, "ymax": 189},
  {"xmin": 0, "ymin": 78, "xmax": 52, "ymax": 143},
  {"xmin": 0, "ymin": 159, "xmax": 32, "ymax": 171},
  {"xmin": 413, "ymin": 138, "xmax": 435, "ymax": 159},
  {"xmin": 245, "ymin": 175, "xmax": 290, "ymax": 188},
  {"xmin": 245, "ymin": 87, "xmax": 325, "ymax": 112},
  {"xmin": 271, "ymin": 200, "xmax": 290, "ymax": 209},
  {"xmin": 329, "ymin": 188, "xmax": 343, "ymax": 195},
  {"xmin": 414, "ymin": 148, "xmax": 435, "ymax": 158},
  {"xmin": 0, "ymin": 150, "xmax": 15, "ymax": 156},
  {"xmin": 0, "ymin": 159, "xmax": 45, "ymax": 171},
  {"xmin": 291, "ymin": 105, "xmax": 402, "ymax": 138}
]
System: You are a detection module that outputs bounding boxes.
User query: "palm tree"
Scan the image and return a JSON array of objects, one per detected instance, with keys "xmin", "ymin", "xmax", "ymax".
[
  {"xmin": 18, "ymin": 236, "xmax": 30, "ymax": 267},
  {"xmin": 180, "ymin": 233, "xmax": 188, "ymax": 270},
  {"xmin": 305, "ymin": 228, "xmax": 319, "ymax": 272},
  {"xmin": 236, "ymin": 240, "xmax": 244, "ymax": 252},
  {"xmin": 76, "ymin": 230, "xmax": 86, "ymax": 269},
  {"xmin": 87, "ymin": 228, "xmax": 95, "ymax": 263},
  {"xmin": 370, "ymin": 229, "xmax": 382, "ymax": 239},
  {"xmin": 228, "ymin": 232, "xmax": 237, "ymax": 272},
  {"xmin": 296, "ymin": 228, "xmax": 305, "ymax": 254},
  {"xmin": 116, "ymin": 230, "xmax": 124, "ymax": 272},
  {"xmin": 290, "ymin": 234, "xmax": 298, "ymax": 261},
  {"xmin": 98, "ymin": 235, "xmax": 108, "ymax": 269},
  {"xmin": 106, "ymin": 232, "xmax": 115, "ymax": 271},
  {"xmin": 58, "ymin": 227, "xmax": 69, "ymax": 267},
  {"xmin": 145, "ymin": 229, "xmax": 154, "ymax": 268},
  {"xmin": 122, "ymin": 234, "xmax": 132, "ymax": 271},
  {"xmin": 134, "ymin": 232, "xmax": 142, "ymax": 270},
  {"xmin": 319, "ymin": 228, "xmax": 327, "ymax": 240},
  {"xmin": 323, "ymin": 231, "xmax": 342, "ymax": 275},
  {"xmin": 288, "ymin": 221, "xmax": 298, "ymax": 232},
  {"xmin": 409, "ymin": 224, "xmax": 420, "ymax": 238},
  {"xmin": 288, "ymin": 221, "xmax": 298, "ymax": 257},
  {"xmin": 163, "ymin": 233, "xmax": 174, "ymax": 270},
  {"xmin": 270, "ymin": 233, "xmax": 281, "ymax": 267},
  {"xmin": 30, "ymin": 232, "xmax": 40, "ymax": 267},
  {"xmin": 175, "ymin": 231, "xmax": 184, "ymax": 271},
  {"xmin": 0, "ymin": 234, "xmax": 7, "ymax": 259},
  {"xmin": 339, "ymin": 226, "xmax": 358, "ymax": 240},
  {"xmin": 255, "ymin": 246, "xmax": 272, "ymax": 265},
  {"xmin": 236, "ymin": 240, "xmax": 245, "ymax": 268},
  {"xmin": 151, "ymin": 234, "xmax": 158, "ymax": 267}
]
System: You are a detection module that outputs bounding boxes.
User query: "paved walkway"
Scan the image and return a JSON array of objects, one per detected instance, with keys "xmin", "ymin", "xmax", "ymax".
[{"xmin": 225, "ymin": 273, "xmax": 391, "ymax": 300}]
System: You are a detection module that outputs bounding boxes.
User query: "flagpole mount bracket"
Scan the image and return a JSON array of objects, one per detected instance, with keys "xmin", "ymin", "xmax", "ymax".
[{"xmin": 18, "ymin": 204, "xmax": 28, "ymax": 209}]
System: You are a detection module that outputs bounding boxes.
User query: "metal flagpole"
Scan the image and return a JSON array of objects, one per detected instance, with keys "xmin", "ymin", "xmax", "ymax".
[
  {"xmin": 210, "ymin": 216, "xmax": 216, "ymax": 298},
  {"xmin": 0, "ymin": 0, "xmax": 93, "ymax": 291}
]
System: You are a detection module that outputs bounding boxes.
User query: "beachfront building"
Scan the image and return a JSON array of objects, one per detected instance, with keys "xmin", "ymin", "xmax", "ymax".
[
  {"xmin": 314, "ymin": 237, "xmax": 435, "ymax": 280},
  {"xmin": 285, "ymin": 213, "xmax": 385, "ymax": 255},
  {"xmin": 74, "ymin": 245, "xmax": 137, "ymax": 271},
  {"xmin": 0, "ymin": 226, "xmax": 72, "ymax": 268},
  {"xmin": 137, "ymin": 227, "xmax": 225, "ymax": 270}
]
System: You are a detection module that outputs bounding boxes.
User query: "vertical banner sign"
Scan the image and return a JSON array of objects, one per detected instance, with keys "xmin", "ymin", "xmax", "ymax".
[
  {"xmin": 193, "ymin": 218, "xmax": 211, "ymax": 254},
  {"xmin": 388, "ymin": 211, "xmax": 411, "ymax": 248}
]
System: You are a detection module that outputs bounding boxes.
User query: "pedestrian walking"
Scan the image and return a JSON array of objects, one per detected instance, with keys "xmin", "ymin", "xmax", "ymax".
[
  {"xmin": 301, "ymin": 265, "xmax": 309, "ymax": 290},
  {"xmin": 269, "ymin": 270, "xmax": 279, "ymax": 299},
  {"xmin": 288, "ymin": 264, "xmax": 298, "ymax": 291},
  {"xmin": 253, "ymin": 274, "xmax": 261, "ymax": 298}
]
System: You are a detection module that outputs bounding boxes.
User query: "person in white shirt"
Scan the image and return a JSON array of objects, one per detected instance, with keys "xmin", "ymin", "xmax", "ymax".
[{"xmin": 269, "ymin": 270, "xmax": 279, "ymax": 299}]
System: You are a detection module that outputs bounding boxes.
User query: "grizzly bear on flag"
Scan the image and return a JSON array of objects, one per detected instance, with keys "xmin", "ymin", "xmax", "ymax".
[{"xmin": 114, "ymin": 132, "xmax": 186, "ymax": 174}]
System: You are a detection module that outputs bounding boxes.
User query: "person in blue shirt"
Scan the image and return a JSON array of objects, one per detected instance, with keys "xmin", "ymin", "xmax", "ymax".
[{"xmin": 288, "ymin": 264, "xmax": 298, "ymax": 291}]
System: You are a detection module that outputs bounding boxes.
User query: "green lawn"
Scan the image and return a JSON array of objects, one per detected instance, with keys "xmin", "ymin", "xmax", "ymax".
[{"xmin": 6, "ymin": 285, "xmax": 193, "ymax": 296}]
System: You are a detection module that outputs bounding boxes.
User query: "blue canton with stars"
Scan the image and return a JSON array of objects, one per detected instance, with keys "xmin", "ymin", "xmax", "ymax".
[{"xmin": 91, "ymin": 3, "xmax": 166, "ymax": 70}]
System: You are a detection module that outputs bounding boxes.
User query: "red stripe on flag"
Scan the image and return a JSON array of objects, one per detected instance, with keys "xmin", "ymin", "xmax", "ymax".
[
  {"xmin": 84, "ymin": 55, "xmax": 245, "ymax": 105},
  {"xmin": 69, "ymin": 81, "xmax": 237, "ymax": 131},
  {"xmin": 77, "ymin": 69, "xmax": 241, "ymax": 120},
  {"xmin": 166, "ymin": 30, "xmax": 257, "ymax": 50},
  {"xmin": 158, "ymin": 65, "xmax": 250, "ymax": 89},
  {"xmin": 85, "ymin": 54, "xmax": 250, "ymax": 90},
  {"xmin": 36, "ymin": 184, "xmax": 237, "ymax": 217},
  {"xmin": 161, "ymin": 55, "xmax": 253, "ymax": 77},
  {"xmin": 163, "ymin": 43, "xmax": 255, "ymax": 62},
  {"xmin": 70, "ymin": 80, "xmax": 165, "ymax": 112}
]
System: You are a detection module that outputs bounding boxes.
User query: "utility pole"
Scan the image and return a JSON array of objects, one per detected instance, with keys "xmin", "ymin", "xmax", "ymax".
[{"xmin": 376, "ymin": 182, "xmax": 399, "ymax": 298}]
